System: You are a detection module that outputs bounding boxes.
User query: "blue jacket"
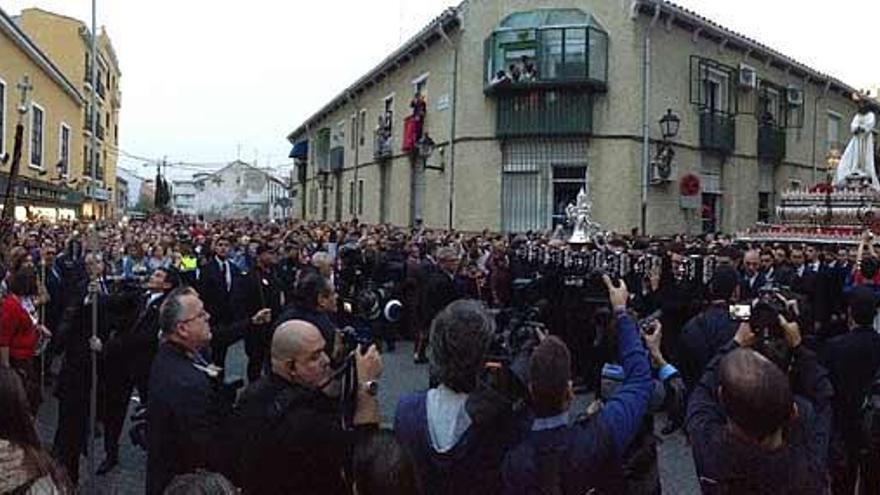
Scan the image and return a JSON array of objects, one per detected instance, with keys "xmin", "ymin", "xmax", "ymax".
[
  {"xmin": 501, "ymin": 313, "xmax": 652, "ymax": 494},
  {"xmin": 395, "ymin": 386, "xmax": 530, "ymax": 495}
]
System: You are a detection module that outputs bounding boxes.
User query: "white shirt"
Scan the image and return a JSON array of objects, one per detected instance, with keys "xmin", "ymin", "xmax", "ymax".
[{"xmin": 426, "ymin": 385, "xmax": 472, "ymax": 454}]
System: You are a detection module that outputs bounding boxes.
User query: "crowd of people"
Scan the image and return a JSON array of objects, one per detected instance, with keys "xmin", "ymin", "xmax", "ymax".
[{"xmin": 0, "ymin": 214, "xmax": 879, "ymax": 493}]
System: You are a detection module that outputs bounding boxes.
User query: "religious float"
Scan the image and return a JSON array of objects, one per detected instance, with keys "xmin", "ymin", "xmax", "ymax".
[{"xmin": 740, "ymin": 95, "xmax": 879, "ymax": 245}]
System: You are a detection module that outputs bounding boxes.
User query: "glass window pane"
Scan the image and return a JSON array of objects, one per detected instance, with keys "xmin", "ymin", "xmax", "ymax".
[
  {"xmin": 562, "ymin": 28, "xmax": 586, "ymax": 79},
  {"xmin": 539, "ymin": 29, "xmax": 563, "ymax": 80},
  {"xmin": 588, "ymin": 29, "xmax": 608, "ymax": 82}
]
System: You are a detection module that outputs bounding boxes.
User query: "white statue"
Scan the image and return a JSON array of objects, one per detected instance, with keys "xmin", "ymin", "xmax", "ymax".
[
  {"xmin": 833, "ymin": 101, "xmax": 877, "ymax": 190},
  {"xmin": 566, "ymin": 181, "xmax": 602, "ymax": 244}
]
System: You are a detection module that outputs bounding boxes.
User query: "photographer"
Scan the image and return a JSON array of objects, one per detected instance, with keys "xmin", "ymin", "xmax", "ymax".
[
  {"xmin": 395, "ymin": 299, "xmax": 530, "ymax": 494},
  {"xmin": 819, "ymin": 286, "xmax": 880, "ymax": 494},
  {"xmin": 275, "ymin": 271, "xmax": 341, "ymax": 359},
  {"xmin": 679, "ymin": 266, "xmax": 740, "ymax": 392},
  {"xmin": 233, "ymin": 319, "xmax": 382, "ymax": 494},
  {"xmin": 501, "ymin": 276, "xmax": 652, "ymax": 494},
  {"xmin": 686, "ymin": 316, "xmax": 833, "ymax": 493}
]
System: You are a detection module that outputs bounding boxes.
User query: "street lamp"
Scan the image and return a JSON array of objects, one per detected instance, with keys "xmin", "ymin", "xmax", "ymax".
[
  {"xmin": 659, "ymin": 108, "xmax": 681, "ymax": 140},
  {"xmin": 418, "ymin": 133, "xmax": 442, "ymax": 171}
]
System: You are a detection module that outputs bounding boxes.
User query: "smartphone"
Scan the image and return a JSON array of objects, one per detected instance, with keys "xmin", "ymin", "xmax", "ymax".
[{"xmin": 728, "ymin": 304, "xmax": 751, "ymax": 322}]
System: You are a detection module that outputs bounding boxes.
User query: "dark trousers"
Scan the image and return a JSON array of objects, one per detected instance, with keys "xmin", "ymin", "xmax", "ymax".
[
  {"xmin": 55, "ymin": 374, "xmax": 89, "ymax": 485},
  {"xmin": 831, "ymin": 432, "xmax": 861, "ymax": 495},
  {"xmin": 244, "ymin": 330, "xmax": 267, "ymax": 382},
  {"xmin": 101, "ymin": 363, "xmax": 134, "ymax": 459}
]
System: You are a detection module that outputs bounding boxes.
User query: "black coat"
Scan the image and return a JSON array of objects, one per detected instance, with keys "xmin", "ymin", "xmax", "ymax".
[
  {"xmin": 104, "ymin": 292, "xmax": 167, "ymax": 399},
  {"xmin": 820, "ymin": 326, "xmax": 880, "ymax": 447},
  {"xmin": 421, "ymin": 267, "xmax": 461, "ymax": 329},
  {"xmin": 233, "ymin": 373, "xmax": 353, "ymax": 495},
  {"xmin": 196, "ymin": 258, "xmax": 241, "ymax": 327},
  {"xmin": 233, "ymin": 266, "xmax": 283, "ymax": 341},
  {"xmin": 146, "ymin": 340, "xmax": 239, "ymax": 495}
]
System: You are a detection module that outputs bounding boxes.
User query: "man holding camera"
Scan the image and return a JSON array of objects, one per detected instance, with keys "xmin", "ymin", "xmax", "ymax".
[
  {"xmin": 233, "ymin": 319, "xmax": 382, "ymax": 494},
  {"xmin": 501, "ymin": 276, "xmax": 653, "ymax": 494},
  {"xmin": 686, "ymin": 313, "xmax": 833, "ymax": 493}
]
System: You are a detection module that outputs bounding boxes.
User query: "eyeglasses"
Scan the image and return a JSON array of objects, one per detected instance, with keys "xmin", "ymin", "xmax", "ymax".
[{"xmin": 179, "ymin": 310, "xmax": 209, "ymax": 325}]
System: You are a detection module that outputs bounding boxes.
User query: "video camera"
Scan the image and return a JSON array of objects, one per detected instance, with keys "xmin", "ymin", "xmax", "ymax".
[{"xmin": 730, "ymin": 285, "xmax": 800, "ymax": 370}]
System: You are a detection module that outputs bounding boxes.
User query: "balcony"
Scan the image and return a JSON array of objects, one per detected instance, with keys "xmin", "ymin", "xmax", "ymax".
[
  {"xmin": 314, "ymin": 128, "xmax": 331, "ymax": 173},
  {"xmin": 496, "ymin": 90, "xmax": 592, "ymax": 138},
  {"xmin": 699, "ymin": 112, "xmax": 736, "ymax": 154},
  {"xmin": 484, "ymin": 25, "xmax": 607, "ymax": 95},
  {"xmin": 758, "ymin": 125, "xmax": 786, "ymax": 162},
  {"xmin": 374, "ymin": 127, "xmax": 393, "ymax": 161}
]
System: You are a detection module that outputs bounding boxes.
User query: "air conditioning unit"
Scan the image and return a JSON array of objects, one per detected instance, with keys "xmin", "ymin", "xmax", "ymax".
[
  {"xmin": 786, "ymin": 86, "xmax": 804, "ymax": 106},
  {"xmin": 650, "ymin": 160, "xmax": 674, "ymax": 184},
  {"xmin": 738, "ymin": 64, "xmax": 757, "ymax": 90}
]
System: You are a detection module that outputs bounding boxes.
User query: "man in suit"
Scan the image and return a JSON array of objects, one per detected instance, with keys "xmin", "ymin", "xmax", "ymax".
[
  {"xmin": 196, "ymin": 237, "xmax": 241, "ymax": 370},
  {"xmin": 417, "ymin": 246, "xmax": 463, "ymax": 363},
  {"xmin": 97, "ymin": 266, "xmax": 182, "ymax": 475},
  {"xmin": 234, "ymin": 244, "xmax": 281, "ymax": 382},
  {"xmin": 740, "ymin": 250, "xmax": 766, "ymax": 300},
  {"xmin": 147, "ymin": 286, "xmax": 271, "ymax": 494}
]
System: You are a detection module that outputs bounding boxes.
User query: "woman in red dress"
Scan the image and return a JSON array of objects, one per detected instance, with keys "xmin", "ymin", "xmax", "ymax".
[{"xmin": 0, "ymin": 266, "xmax": 48, "ymax": 413}]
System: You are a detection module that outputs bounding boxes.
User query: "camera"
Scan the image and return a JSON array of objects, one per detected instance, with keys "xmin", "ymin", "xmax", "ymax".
[{"xmin": 728, "ymin": 304, "xmax": 751, "ymax": 322}]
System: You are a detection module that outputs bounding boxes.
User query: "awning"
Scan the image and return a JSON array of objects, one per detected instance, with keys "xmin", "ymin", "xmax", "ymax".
[{"xmin": 289, "ymin": 140, "xmax": 308, "ymax": 159}]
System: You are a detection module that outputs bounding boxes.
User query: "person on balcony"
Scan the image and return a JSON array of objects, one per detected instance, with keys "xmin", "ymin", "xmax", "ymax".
[
  {"xmin": 520, "ymin": 56, "xmax": 539, "ymax": 82},
  {"xmin": 490, "ymin": 70, "xmax": 511, "ymax": 87}
]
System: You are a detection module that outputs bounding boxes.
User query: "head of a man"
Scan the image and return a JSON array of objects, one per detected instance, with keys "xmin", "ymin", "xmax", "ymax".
[
  {"xmin": 84, "ymin": 252, "xmax": 104, "ymax": 279},
  {"xmin": 804, "ymin": 245, "xmax": 817, "ymax": 263},
  {"xmin": 256, "ymin": 244, "xmax": 277, "ymax": 270},
  {"xmin": 295, "ymin": 271, "xmax": 337, "ymax": 313},
  {"xmin": 743, "ymin": 250, "xmax": 760, "ymax": 277},
  {"xmin": 271, "ymin": 320, "xmax": 331, "ymax": 389},
  {"xmin": 436, "ymin": 247, "xmax": 460, "ymax": 275},
  {"xmin": 311, "ymin": 251, "xmax": 334, "ymax": 279},
  {"xmin": 147, "ymin": 266, "xmax": 181, "ymax": 294},
  {"xmin": 718, "ymin": 348, "xmax": 794, "ymax": 445},
  {"xmin": 159, "ymin": 287, "xmax": 212, "ymax": 353},
  {"xmin": 709, "ymin": 265, "xmax": 740, "ymax": 302},
  {"xmin": 41, "ymin": 243, "xmax": 57, "ymax": 266},
  {"xmin": 789, "ymin": 248, "xmax": 804, "ymax": 267},
  {"xmin": 773, "ymin": 247, "xmax": 788, "ymax": 265},
  {"xmin": 759, "ymin": 251, "xmax": 774, "ymax": 272},
  {"xmin": 429, "ymin": 300, "xmax": 495, "ymax": 394},
  {"xmin": 848, "ymin": 285, "xmax": 877, "ymax": 328},
  {"xmin": 213, "ymin": 238, "xmax": 231, "ymax": 260},
  {"xmin": 528, "ymin": 336, "xmax": 573, "ymax": 418}
]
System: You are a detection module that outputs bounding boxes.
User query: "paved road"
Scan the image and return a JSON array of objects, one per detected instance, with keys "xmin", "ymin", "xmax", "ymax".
[{"xmin": 37, "ymin": 341, "xmax": 699, "ymax": 494}]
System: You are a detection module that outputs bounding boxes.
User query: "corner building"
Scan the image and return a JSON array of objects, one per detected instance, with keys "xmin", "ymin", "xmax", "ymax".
[{"xmin": 287, "ymin": 0, "xmax": 875, "ymax": 235}]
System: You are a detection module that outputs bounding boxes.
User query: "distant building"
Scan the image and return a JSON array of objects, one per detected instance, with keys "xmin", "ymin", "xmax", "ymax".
[
  {"xmin": 171, "ymin": 179, "xmax": 196, "ymax": 215},
  {"xmin": 115, "ymin": 175, "xmax": 127, "ymax": 212},
  {"xmin": 116, "ymin": 167, "xmax": 143, "ymax": 208},
  {"xmin": 190, "ymin": 160, "xmax": 290, "ymax": 220}
]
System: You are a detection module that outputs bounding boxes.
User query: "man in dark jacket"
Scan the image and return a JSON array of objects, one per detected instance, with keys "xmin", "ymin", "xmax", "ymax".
[
  {"xmin": 686, "ymin": 317, "xmax": 833, "ymax": 493},
  {"xmin": 234, "ymin": 244, "xmax": 283, "ymax": 381},
  {"xmin": 233, "ymin": 319, "xmax": 383, "ymax": 494},
  {"xmin": 820, "ymin": 286, "xmax": 880, "ymax": 494},
  {"xmin": 502, "ymin": 276, "xmax": 653, "ymax": 494},
  {"xmin": 146, "ymin": 287, "xmax": 269, "ymax": 494},
  {"xmin": 416, "ymin": 246, "xmax": 463, "ymax": 363},
  {"xmin": 679, "ymin": 266, "xmax": 740, "ymax": 391},
  {"xmin": 195, "ymin": 237, "xmax": 241, "ymax": 370},
  {"xmin": 274, "ymin": 271, "xmax": 340, "ymax": 358},
  {"xmin": 98, "ymin": 266, "xmax": 181, "ymax": 475}
]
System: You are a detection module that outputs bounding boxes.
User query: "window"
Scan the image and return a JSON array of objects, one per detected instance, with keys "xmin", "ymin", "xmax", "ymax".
[
  {"xmin": 83, "ymin": 145, "xmax": 89, "ymax": 175},
  {"xmin": 758, "ymin": 162, "xmax": 775, "ymax": 223},
  {"xmin": 384, "ymin": 95, "xmax": 394, "ymax": 126},
  {"xmin": 59, "ymin": 123, "xmax": 71, "ymax": 177},
  {"xmin": 350, "ymin": 115, "xmax": 357, "ymax": 149},
  {"xmin": 702, "ymin": 68, "xmax": 730, "ymax": 114},
  {"xmin": 758, "ymin": 193, "xmax": 772, "ymax": 223},
  {"xmin": 0, "ymin": 78, "xmax": 5, "ymax": 156},
  {"xmin": 359, "ymin": 110, "xmax": 367, "ymax": 146},
  {"xmin": 30, "ymin": 103, "xmax": 44, "ymax": 168},
  {"xmin": 413, "ymin": 73, "xmax": 429, "ymax": 100},
  {"xmin": 827, "ymin": 112, "xmax": 842, "ymax": 155},
  {"xmin": 358, "ymin": 179, "xmax": 364, "ymax": 215},
  {"xmin": 349, "ymin": 180, "xmax": 355, "ymax": 215}
]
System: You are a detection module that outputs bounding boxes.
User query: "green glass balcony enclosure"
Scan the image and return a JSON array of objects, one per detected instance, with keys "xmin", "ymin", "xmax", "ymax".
[
  {"xmin": 485, "ymin": 9, "xmax": 607, "ymax": 137},
  {"xmin": 758, "ymin": 125, "xmax": 786, "ymax": 162},
  {"xmin": 484, "ymin": 9, "xmax": 608, "ymax": 93},
  {"xmin": 699, "ymin": 112, "xmax": 735, "ymax": 155},
  {"xmin": 314, "ymin": 128, "xmax": 331, "ymax": 173}
]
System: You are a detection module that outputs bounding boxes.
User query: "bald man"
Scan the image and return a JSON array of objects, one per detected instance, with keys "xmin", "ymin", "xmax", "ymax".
[
  {"xmin": 234, "ymin": 320, "xmax": 382, "ymax": 495},
  {"xmin": 686, "ymin": 319, "xmax": 833, "ymax": 493},
  {"xmin": 741, "ymin": 250, "xmax": 766, "ymax": 300}
]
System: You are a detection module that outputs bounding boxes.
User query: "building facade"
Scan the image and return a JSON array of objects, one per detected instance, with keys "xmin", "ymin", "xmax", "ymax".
[
  {"xmin": 0, "ymin": 6, "xmax": 85, "ymax": 222},
  {"xmin": 17, "ymin": 7, "xmax": 122, "ymax": 220},
  {"xmin": 171, "ymin": 179, "xmax": 197, "ymax": 215},
  {"xmin": 188, "ymin": 161, "xmax": 290, "ymax": 220},
  {"xmin": 287, "ymin": 0, "xmax": 877, "ymax": 235}
]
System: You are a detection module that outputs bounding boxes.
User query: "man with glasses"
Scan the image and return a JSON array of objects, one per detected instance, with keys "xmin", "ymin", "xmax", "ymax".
[{"xmin": 146, "ymin": 287, "xmax": 270, "ymax": 495}]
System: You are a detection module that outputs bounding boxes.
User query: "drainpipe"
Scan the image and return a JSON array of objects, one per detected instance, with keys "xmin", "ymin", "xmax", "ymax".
[
  {"xmin": 640, "ymin": 2, "xmax": 660, "ymax": 235},
  {"xmin": 438, "ymin": 23, "xmax": 458, "ymax": 230},
  {"xmin": 350, "ymin": 92, "xmax": 359, "ymax": 221}
]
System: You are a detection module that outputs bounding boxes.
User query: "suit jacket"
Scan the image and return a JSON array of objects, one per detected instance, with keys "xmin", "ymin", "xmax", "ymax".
[
  {"xmin": 105, "ymin": 292, "xmax": 168, "ymax": 393},
  {"xmin": 197, "ymin": 257, "xmax": 241, "ymax": 327},
  {"xmin": 146, "ymin": 341, "xmax": 234, "ymax": 495},
  {"xmin": 740, "ymin": 271, "xmax": 767, "ymax": 300},
  {"xmin": 233, "ymin": 266, "xmax": 283, "ymax": 344},
  {"xmin": 421, "ymin": 266, "xmax": 461, "ymax": 329}
]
